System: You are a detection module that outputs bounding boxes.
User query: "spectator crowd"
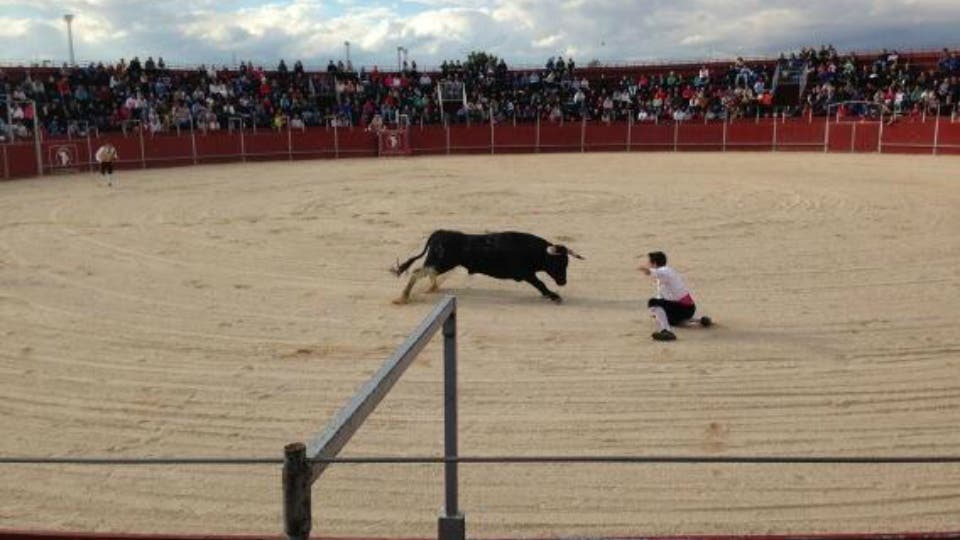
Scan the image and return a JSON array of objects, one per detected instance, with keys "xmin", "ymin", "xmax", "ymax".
[{"xmin": 2, "ymin": 44, "xmax": 960, "ymax": 141}]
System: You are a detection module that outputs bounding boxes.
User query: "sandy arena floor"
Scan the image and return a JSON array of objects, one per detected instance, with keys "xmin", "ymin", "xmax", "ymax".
[{"xmin": 1, "ymin": 153, "xmax": 959, "ymax": 537}]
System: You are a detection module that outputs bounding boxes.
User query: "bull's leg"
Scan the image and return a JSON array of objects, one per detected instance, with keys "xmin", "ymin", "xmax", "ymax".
[
  {"xmin": 425, "ymin": 269, "xmax": 442, "ymax": 293},
  {"xmin": 394, "ymin": 267, "xmax": 433, "ymax": 304},
  {"xmin": 525, "ymin": 275, "xmax": 562, "ymax": 303}
]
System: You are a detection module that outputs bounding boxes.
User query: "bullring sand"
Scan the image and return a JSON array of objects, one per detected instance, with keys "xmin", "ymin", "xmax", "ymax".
[{"xmin": 1, "ymin": 153, "xmax": 959, "ymax": 536}]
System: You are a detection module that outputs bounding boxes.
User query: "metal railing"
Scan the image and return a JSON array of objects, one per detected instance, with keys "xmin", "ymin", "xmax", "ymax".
[
  {"xmin": 2, "ymin": 295, "xmax": 960, "ymax": 539},
  {"xmin": 283, "ymin": 295, "xmax": 462, "ymax": 540}
]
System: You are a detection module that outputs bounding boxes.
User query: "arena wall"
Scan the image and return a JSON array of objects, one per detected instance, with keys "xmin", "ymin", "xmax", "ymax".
[{"xmin": 3, "ymin": 118, "xmax": 960, "ymax": 181}]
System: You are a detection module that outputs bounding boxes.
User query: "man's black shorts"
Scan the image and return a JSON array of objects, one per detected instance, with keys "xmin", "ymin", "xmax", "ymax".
[{"xmin": 648, "ymin": 298, "xmax": 696, "ymax": 325}]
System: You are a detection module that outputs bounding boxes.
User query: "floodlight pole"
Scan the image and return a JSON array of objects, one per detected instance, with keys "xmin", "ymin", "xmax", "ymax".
[{"xmin": 64, "ymin": 14, "xmax": 76, "ymax": 66}]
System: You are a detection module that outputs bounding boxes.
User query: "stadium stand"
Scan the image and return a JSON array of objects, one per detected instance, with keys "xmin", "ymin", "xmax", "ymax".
[{"xmin": 1, "ymin": 45, "xmax": 959, "ymax": 142}]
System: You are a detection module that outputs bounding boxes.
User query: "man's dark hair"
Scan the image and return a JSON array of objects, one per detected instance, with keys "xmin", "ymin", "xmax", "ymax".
[{"xmin": 648, "ymin": 251, "xmax": 667, "ymax": 266}]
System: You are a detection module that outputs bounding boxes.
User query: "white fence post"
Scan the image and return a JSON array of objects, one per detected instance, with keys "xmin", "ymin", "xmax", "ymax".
[
  {"xmin": 190, "ymin": 115, "xmax": 198, "ymax": 165},
  {"xmin": 722, "ymin": 118, "xmax": 727, "ymax": 152},
  {"xmin": 535, "ymin": 116, "xmax": 540, "ymax": 153},
  {"xmin": 333, "ymin": 123, "xmax": 339, "ymax": 159},
  {"xmin": 772, "ymin": 115, "xmax": 778, "ymax": 152},
  {"xmin": 580, "ymin": 117, "xmax": 586, "ymax": 153},
  {"xmin": 35, "ymin": 120, "xmax": 44, "ymax": 176},
  {"xmin": 878, "ymin": 113, "xmax": 884, "ymax": 154},
  {"xmin": 139, "ymin": 124, "xmax": 146, "ymax": 168},
  {"xmin": 241, "ymin": 120, "xmax": 248, "ymax": 162},
  {"xmin": 823, "ymin": 112, "xmax": 831, "ymax": 153},
  {"xmin": 490, "ymin": 114, "xmax": 495, "ymax": 155},
  {"xmin": 287, "ymin": 118, "xmax": 293, "ymax": 161},
  {"xmin": 86, "ymin": 131, "xmax": 94, "ymax": 172},
  {"xmin": 933, "ymin": 105, "xmax": 941, "ymax": 156},
  {"xmin": 850, "ymin": 121, "xmax": 856, "ymax": 153}
]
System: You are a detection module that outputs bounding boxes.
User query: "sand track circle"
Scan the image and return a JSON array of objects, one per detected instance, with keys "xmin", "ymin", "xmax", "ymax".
[{"xmin": 1, "ymin": 153, "xmax": 959, "ymax": 536}]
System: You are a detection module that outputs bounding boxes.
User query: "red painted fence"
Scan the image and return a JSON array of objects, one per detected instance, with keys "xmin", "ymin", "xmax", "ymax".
[{"xmin": 4, "ymin": 119, "xmax": 960, "ymax": 181}]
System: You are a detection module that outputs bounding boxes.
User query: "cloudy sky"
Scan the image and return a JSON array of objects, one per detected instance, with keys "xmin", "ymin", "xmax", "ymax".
[{"xmin": 1, "ymin": 0, "xmax": 959, "ymax": 69}]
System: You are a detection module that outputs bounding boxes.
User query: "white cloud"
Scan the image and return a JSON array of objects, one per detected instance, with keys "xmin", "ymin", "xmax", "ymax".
[{"xmin": 2, "ymin": 0, "xmax": 960, "ymax": 69}]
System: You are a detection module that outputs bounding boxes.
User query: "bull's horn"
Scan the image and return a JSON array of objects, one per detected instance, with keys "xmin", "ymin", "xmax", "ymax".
[
  {"xmin": 546, "ymin": 245, "xmax": 561, "ymax": 256},
  {"xmin": 567, "ymin": 248, "xmax": 585, "ymax": 260}
]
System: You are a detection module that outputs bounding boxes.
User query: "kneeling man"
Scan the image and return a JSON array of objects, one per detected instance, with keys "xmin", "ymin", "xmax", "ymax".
[{"xmin": 639, "ymin": 251, "xmax": 710, "ymax": 341}]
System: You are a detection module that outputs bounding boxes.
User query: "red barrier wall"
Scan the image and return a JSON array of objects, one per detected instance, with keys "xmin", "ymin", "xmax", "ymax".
[
  {"xmin": 336, "ymin": 128, "xmax": 377, "ymax": 158},
  {"xmin": 539, "ymin": 123, "xmax": 582, "ymax": 153},
  {"xmin": 585, "ymin": 122, "xmax": 628, "ymax": 152},
  {"xmin": 677, "ymin": 122, "xmax": 724, "ymax": 152},
  {"xmin": 629, "ymin": 123, "xmax": 673, "ymax": 151},
  {"xmin": 196, "ymin": 132, "xmax": 243, "ymax": 164},
  {"xmin": 448, "ymin": 125, "xmax": 492, "ymax": 154},
  {"xmin": 937, "ymin": 123, "xmax": 960, "ymax": 156},
  {"xmin": 494, "ymin": 124, "xmax": 538, "ymax": 154},
  {"xmin": 776, "ymin": 121, "xmax": 825, "ymax": 152},
  {"xmin": 6, "ymin": 120, "xmax": 960, "ymax": 181},
  {"xmin": 726, "ymin": 122, "xmax": 774, "ymax": 151},
  {"xmin": 291, "ymin": 128, "xmax": 336, "ymax": 160},
  {"xmin": 142, "ymin": 134, "xmax": 195, "ymax": 168},
  {"xmin": 409, "ymin": 126, "xmax": 447, "ymax": 156},
  {"xmin": 245, "ymin": 131, "xmax": 289, "ymax": 161},
  {"xmin": 882, "ymin": 123, "xmax": 935, "ymax": 154},
  {"xmin": 3, "ymin": 143, "xmax": 38, "ymax": 179}
]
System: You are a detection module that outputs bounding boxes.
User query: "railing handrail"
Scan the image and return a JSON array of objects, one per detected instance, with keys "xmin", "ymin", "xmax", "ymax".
[{"xmin": 4, "ymin": 454, "xmax": 960, "ymax": 465}]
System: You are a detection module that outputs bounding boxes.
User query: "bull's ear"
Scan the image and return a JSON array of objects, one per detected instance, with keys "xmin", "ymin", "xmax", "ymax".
[{"xmin": 546, "ymin": 245, "xmax": 562, "ymax": 256}]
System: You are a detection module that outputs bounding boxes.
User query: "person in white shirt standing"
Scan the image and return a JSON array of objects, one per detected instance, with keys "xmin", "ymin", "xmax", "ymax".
[
  {"xmin": 639, "ymin": 251, "xmax": 711, "ymax": 341},
  {"xmin": 95, "ymin": 142, "xmax": 119, "ymax": 187}
]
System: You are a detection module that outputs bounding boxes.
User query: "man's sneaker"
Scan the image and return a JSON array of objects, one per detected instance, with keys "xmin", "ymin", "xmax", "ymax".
[{"xmin": 652, "ymin": 329, "xmax": 677, "ymax": 341}]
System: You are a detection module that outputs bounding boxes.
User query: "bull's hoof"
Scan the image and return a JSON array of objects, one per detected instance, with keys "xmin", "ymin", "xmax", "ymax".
[
  {"xmin": 392, "ymin": 297, "xmax": 410, "ymax": 305},
  {"xmin": 549, "ymin": 294, "xmax": 563, "ymax": 304}
]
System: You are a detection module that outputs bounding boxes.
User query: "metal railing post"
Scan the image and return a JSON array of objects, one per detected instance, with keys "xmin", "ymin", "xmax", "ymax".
[
  {"xmin": 490, "ymin": 114, "xmax": 494, "ymax": 155},
  {"xmin": 240, "ymin": 121, "xmax": 247, "ymax": 163},
  {"xmin": 580, "ymin": 117, "xmax": 586, "ymax": 153},
  {"xmin": 823, "ymin": 112, "xmax": 830, "ymax": 153},
  {"xmin": 445, "ymin": 121, "xmax": 450, "ymax": 155},
  {"xmin": 333, "ymin": 124, "xmax": 339, "ymax": 159},
  {"xmin": 283, "ymin": 442, "xmax": 312, "ymax": 540},
  {"xmin": 86, "ymin": 130, "xmax": 94, "ymax": 172},
  {"xmin": 672, "ymin": 120, "xmax": 678, "ymax": 152},
  {"xmin": 850, "ymin": 121, "xmax": 856, "ymax": 153},
  {"xmin": 190, "ymin": 115, "xmax": 198, "ymax": 165},
  {"xmin": 722, "ymin": 118, "xmax": 727, "ymax": 152},
  {"xmin": 438, "ymin": 302, "xmax": 465, "ymax": 540},
  {"xmin": 772, "ymin": 115, "xmax": 777, "ymax": 152},
  {"xmin": 933, "ymin": 103, "xmax": 941, "ymax": 156},
  {"xmin": 2, "ymin": 144, "xmax": 8, "ymax": 179},
  {"xmin": 878, "ymin": 112, "xmax": 884, "ymax": 154},
  {"xmin": 139, "ymin": 123, "xmax": 146, "ymax": 168},
  {"xmin": 288, "ymin": 117, "xmax": 294, "ymax": 161},
  {"xmin": 34, "ymin": 103, "xmax": 43, "ymax": 176},
  {"xmin": 626, "ymin": 115, "xmax": 632, "ymax": 152},
  {"xmin": 535, "ymin": 116, "xmax": 540, "ymax": 153}
]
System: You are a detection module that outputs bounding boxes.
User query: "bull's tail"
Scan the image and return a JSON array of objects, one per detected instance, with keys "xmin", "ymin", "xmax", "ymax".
[{"xmin": 391, "ymin": 231, "xmax": 438, "ymax": 277}]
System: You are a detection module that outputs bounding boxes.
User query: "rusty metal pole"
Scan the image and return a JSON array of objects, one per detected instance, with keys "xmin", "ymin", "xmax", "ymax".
[{"xmin": 283, "ymin": 442, "xmax": 312, "ymax": 540}]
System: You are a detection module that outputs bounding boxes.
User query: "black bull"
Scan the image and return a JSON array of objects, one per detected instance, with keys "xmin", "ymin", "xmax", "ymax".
[{"xmin": 391, "ymin": 230, "xmax": 584, "ymax": 304}]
